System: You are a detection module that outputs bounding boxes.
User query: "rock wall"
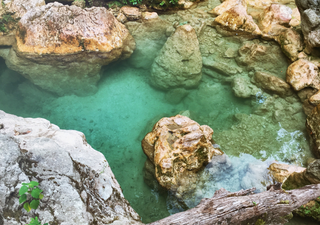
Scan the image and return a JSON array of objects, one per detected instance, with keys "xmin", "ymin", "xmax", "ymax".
[{"xmin": 0, "ymin": 110, "xmax": 141, "ymax": 225}]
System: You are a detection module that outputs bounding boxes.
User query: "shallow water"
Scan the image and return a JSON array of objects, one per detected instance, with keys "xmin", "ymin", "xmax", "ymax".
[{"xmin": 0, "ymin": 49, "xmax": 315, "ymax": 223}]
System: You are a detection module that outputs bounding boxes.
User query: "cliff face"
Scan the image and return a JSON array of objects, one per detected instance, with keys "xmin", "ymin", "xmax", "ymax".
[{"xmin": 0, "ymin": 110, "xmax": 142, "ymax": 225}]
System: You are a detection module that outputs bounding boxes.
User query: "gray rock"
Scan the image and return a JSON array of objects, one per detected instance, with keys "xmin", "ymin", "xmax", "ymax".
[
  {"xmin": 0, "ymin": 110, "xmax": 141, "ymax": 225},
  {"xmin": 296, "ymin": 0, "xmax": 320, "ymax": 51}
]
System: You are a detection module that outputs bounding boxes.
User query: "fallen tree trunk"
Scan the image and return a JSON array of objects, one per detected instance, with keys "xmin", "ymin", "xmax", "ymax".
[{"xmin": 149, "ymin": 184, "xmax": 320, "ymax": 225}]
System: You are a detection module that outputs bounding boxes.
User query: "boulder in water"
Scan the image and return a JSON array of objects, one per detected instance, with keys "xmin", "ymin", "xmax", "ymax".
[
  {"xmin": 3, "ymin": 2, "xmax": 135, "ymax": 96},
  {"xmin": 141, "ymin": 115, "xmax": 223, "ymax": 196},
  {"xmin": 150, "ymin": 25, "xmax": 202, "ymax": 90}
]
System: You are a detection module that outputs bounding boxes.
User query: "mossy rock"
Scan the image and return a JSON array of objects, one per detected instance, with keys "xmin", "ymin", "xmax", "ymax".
[{"xmin": 294, "ymin": 198, "xmax": 320, "ymax": 222}]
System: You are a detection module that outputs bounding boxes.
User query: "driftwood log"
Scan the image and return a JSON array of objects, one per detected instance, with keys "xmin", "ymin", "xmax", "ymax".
[{"xmin": 149, "ymin": 184, "xmax": 320, "ymax": 225}]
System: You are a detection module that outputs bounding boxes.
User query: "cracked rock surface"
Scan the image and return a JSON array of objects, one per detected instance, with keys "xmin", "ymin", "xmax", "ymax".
[
  {"xmin": 0, "ymin": 110, "xmax": 141, "ymax": 225},
  {"xmin": 2, "ymin": 2, "xmax": 135, "ymax": 96}
]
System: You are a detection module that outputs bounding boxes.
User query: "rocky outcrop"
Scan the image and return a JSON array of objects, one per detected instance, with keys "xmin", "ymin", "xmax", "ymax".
[
  {"xmin": 0, "ymin": 0, "xmax": 45, "ymax": 46},
  {"xmin": 254, "ymin": 71, "xmax": 292, "ymax": 96},
  {"xmin": 277, "ymin": 28, "xmax": 303, "ymax": 61},
  {"xmin": 0, "ymin": 110, "xmax": 141, "ymax": 224},
  {"xmin": 296, "ymin": 0, "xmax": 320, "ymax": 52},
  {"xmin": 2, "ymin": 2, "xmax": 135, "ymax": 96},
  {"xmin": 141, "ymin": 115, "xmax": 223, "ymax": 196},
  {"xmin": 286, "ymin": 59, "xmax": 320, "ymax": 104},
  {"xmin": 307, "ymin": 105, "xmax": 320, "ymax": 158},
  {"xmin": 150, "ymin": 25, "xmax": 202, "ymax": 90},
  {"xmin": 213, "ymin": 1, "xmax": 262, "ymax": 36},
  {"xmin": 258, "ymin": 3, "xmax": 292, "ymax": 39}
]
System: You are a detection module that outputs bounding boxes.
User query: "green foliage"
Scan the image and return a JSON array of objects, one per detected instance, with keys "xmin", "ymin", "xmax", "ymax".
[
  {"xmin": 253, "ymin": 201, "xmax": 257, "ymax": 206},
  {"xmin": 27, "ymin": 217, "xmax": 48, "ymax": 225},
  {"xmin": 255, "ymin": 219, "xmax": 265, "ymax": 225},
  {"xmin": 18, "ymin": 181, "xmax": 48, "ymax": 225},
  {"xmin": 0, "ymin": 13, "xmax": 15, "ymax": 33}
]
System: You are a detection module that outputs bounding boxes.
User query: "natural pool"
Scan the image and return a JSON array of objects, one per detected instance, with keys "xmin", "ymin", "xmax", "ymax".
[{"xmin": 0, "ymin": 50, "xmax": 315, "ymax": 224}]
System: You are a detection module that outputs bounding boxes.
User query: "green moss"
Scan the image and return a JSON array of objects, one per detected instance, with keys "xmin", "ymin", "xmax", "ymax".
[
  {"xmin": 279, "ymin": 200, "xmax": 290, "ymax": 204},
  {"xmin": 255, "ymin": 219, "xmax": 265, "ymax": 225},
  {"xmin": 296, "ymin": 200, "xmax": 320, "ymax": 221}
]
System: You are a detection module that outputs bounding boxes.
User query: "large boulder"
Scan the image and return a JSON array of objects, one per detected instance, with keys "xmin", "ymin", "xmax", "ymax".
[
  {"xmin": 0, "ymin": 0, "xmax": 45, "ymax": 46},
  {"xmin": 295, "ymin": 0, "xmax": 320, "ymax": 52},
  {"xmin": 141, "ymin": 115, "xmax": 223, "ymax": 196},
  {"xmin": 286, "ymin": 59, "xmax": 320, "ymax": 91},
  {"xmin": 150, "ymin": 25, "xmax": 202, "ymax": 90},
  {"xmin": 0, "ymin": 110, "xmax": 141, "ymax": 224},
  {"xmin": 2, "ymin": 2, "xmax": 135, "ymax": 96}
]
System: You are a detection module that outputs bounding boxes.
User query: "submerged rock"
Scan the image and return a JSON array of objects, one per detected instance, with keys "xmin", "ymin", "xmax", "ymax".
[
  {"xmin": 0, "ymin": 110, "xmax": 141, "ymax": 224},
  {"xmin": 141, "ymin": 115, "xmax": 223, "ymax": 196},
  {"xmin": 3, "ymin": 2, "xmax": 135, "ymax": 96},
  {"xmin": 150, "ymin": 25, "xmax": 202, "ymax": 90},
  {"xmin": 254, "ymin": 71, "xmax": 292, "ymax": 96}
]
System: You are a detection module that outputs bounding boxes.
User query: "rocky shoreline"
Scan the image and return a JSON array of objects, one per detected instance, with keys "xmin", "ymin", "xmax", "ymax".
[{"xmin": 1, "ymin": 0, "xmax": 320, "ymax": 224}]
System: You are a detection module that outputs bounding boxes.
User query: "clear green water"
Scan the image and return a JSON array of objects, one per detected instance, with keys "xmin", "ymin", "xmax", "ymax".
[{"xmin": 0, "ymin": 54, "xmax": 315, "ymax": 224}]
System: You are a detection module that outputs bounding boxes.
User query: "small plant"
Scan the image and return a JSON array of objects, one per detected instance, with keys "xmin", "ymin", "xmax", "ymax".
[{"xmin": 18, "ymin": 181, "xmax": 48, "ymax": 225}]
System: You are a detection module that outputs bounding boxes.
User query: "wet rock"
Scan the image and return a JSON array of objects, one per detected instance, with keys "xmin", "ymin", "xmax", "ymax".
[
  {"xmin": 202, "ymin": 57, "xmax": 239, "ymax": 76},
  {"xmin": 120, "ymin": 6, "xmax": 141, "ymax": 21},
  {"xmin": 254, "ymin": 71, "xmax": 292, "ymax": 96},
  {"xmin": 213, "ymin": 3, "xmax": 262, "ymax": 36},
  {"xmin": 307, "ymin": 105, "xmax": 320, "ymax": 158},
  {"xmin": 126, "ymin": 13, "xmax": 170, "ymax": 69},
  {"xmin": 150, "ymin": 25, "xmax": 202, "ymax": 90},
  {"xmin": 309, "ymin": 90, "xmax": 320, "ymax": 105},
  {"xmin": 141, "ymin": 115, "xmax": 223, "ymax": 196},
  {"xmin": 286, "ymin": 59, "xmax": 320, "ymax": 91},
  {"xmin": 236, "ymin": 41, "xmax": 289, "ymax": 79},
  {"xmin": 3, "ymin": 2, "xmax": 135, "ymax": 96},
  {"xmin": 268, "ymin": 162, "xmax": 306, "ymax": 183},
  {"xmin": 277, "ymin": 28, "xmax": 303, "ymax": 61},
  {"xmin": 232, "ymin": 76, "xmax": 259, "ymax": 98},
  {"xmin": 294, "ymin": 199, "xmax": 320, "ymax": 222},
  {"xmin": 296, "ymin": 0, "xmax": 320, "ymax": 51},
  {"xmin": 0, "ymin": 110, "xmax": 141, "ymax": 224}
]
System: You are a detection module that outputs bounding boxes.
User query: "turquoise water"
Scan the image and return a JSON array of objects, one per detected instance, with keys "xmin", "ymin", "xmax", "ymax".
[
  {"xmin": 0, "ymin": 54, "xmax": 314, "ymax": 224},
  {"xmin": 0, "ymin": 57, "xmax": 253, "ymax": 222}
]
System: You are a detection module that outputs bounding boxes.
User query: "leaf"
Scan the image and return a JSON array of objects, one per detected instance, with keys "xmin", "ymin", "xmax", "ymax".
[
  {"xmin": 39, "ymin": 193, "xmax": 44, "ymax": 200},
  {"xmin": 23, "ymin": 202, "xmax": 31, "ymax": 212},
  {"xmin": 19, "ymin": 185, "xmax": 29, "ymax": 196},
  {"xmin": 29, "ymin": 181, "xmax": 39, "ymax": 188},
  {"xmin": 44, "ymin": 223, "xmax": 48, "ymax": 225},
  {"xmin": 19, "ymin": 194, "xmax": 27, "ymax": 204},
  {"xmin": 30, "ymin": 199, "xmax": 40, "ymax": 210},
  {"xmin": 31, "ymin": 188, "xmax": 43, "ymax": 199},
  {"xmin": 21, "ymin": 183, "xmax": 29, "ymax": 185}
]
